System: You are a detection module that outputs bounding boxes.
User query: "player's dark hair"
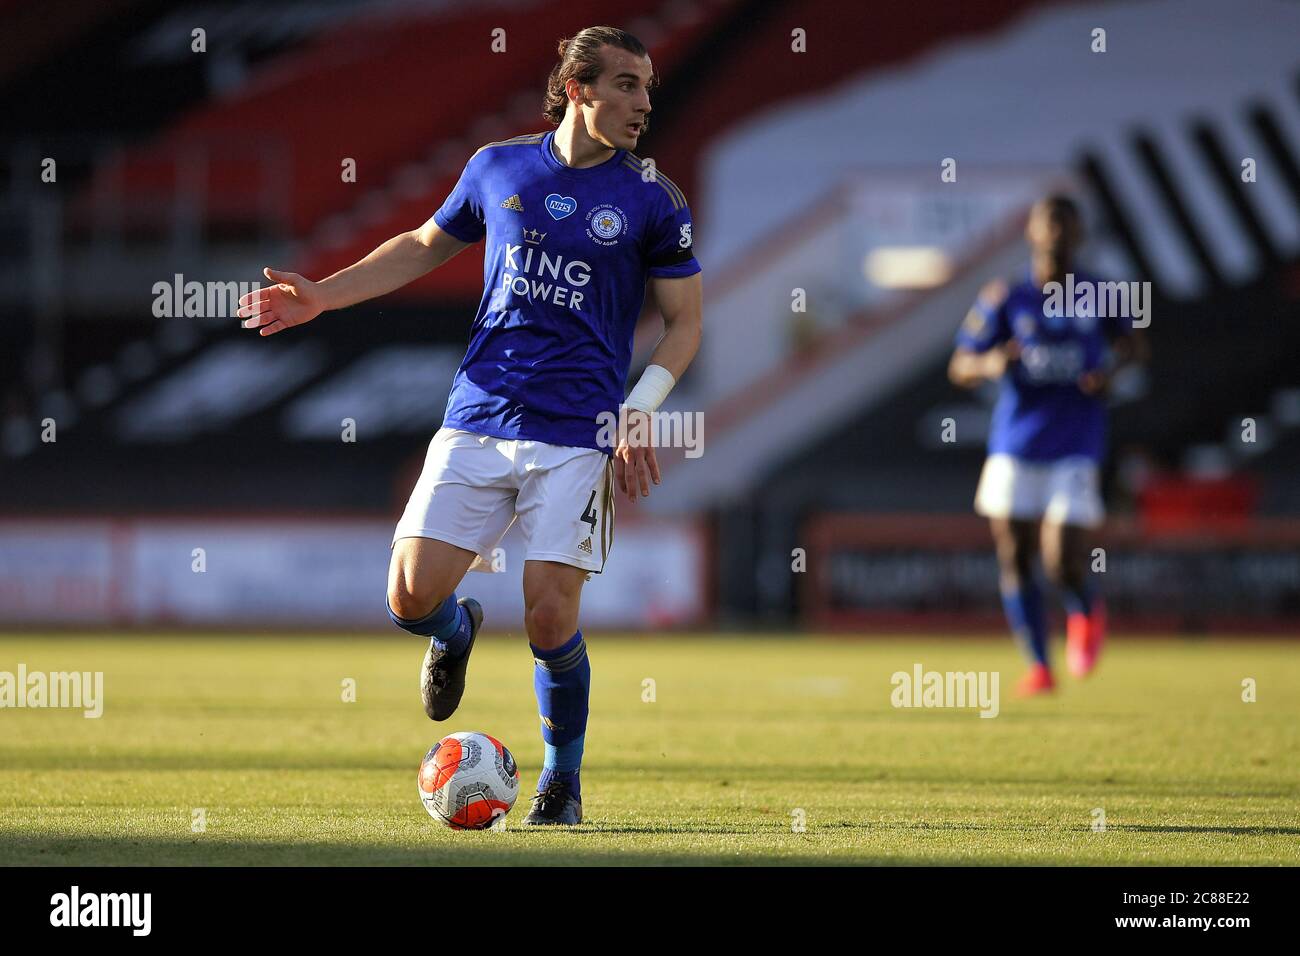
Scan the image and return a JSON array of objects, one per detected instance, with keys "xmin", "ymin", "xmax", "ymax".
[
  {"xmin": 543, "ymin": 26, "xmax": 651, "ymax": 125},
  {"xmin": 1038, "ymin": 193, "xmax": 1082, "ymax": 223}
]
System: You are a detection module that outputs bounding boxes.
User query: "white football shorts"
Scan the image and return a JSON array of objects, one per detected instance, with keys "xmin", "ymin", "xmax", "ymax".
[
  {"xmin": 973, "ymin": 453, "xmax": 1104, "ymax": 528},
  {"xmin": 392, "ymin": 427, "xmax": 615, "ymax": 573}
]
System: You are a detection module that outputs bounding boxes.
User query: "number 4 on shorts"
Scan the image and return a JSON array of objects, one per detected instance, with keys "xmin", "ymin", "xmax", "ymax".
[{"xmin": 580, "ymin": 490, "xmax": 598, "ymax": 533}]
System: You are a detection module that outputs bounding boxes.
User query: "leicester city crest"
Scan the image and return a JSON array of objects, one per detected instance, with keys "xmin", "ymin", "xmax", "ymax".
[{"xmin": 586, "ymin": 204, "xmax": 626, "ymax": 246}]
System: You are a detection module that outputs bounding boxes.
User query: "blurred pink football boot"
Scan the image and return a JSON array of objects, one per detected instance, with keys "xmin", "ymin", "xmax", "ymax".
[{"xmin": 1067, "ymin": 598, "xmax": 1106, "ymax": 678}]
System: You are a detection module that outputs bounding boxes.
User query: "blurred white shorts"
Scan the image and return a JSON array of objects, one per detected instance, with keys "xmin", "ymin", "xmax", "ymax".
[
  {"xmin": 393, "ymin": 427, "xmax": 614, "ymax": 573},
  {"xmin": 974, "ymin": 453, "xmax": 1104, "ymax": 528}
]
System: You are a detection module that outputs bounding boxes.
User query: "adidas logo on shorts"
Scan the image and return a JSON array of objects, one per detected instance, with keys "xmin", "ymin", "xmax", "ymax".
[{"xmin": 578, "ymin": 536, "xmax": 593, "ymax": 556}]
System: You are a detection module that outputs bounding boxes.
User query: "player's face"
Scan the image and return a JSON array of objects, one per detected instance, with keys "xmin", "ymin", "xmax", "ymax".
[
  {"xmin": 1026, "ymin": 203, "xmax": 1082, "ymax": 261},
  {"xmin": 580, "ymin": 46, "xmax": 653, "ymax": 150}
]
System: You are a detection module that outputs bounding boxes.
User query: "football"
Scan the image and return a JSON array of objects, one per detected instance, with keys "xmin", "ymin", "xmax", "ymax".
[{"xmin": 418, "ymin": 731, "xmax": 521, "ymax": 829}]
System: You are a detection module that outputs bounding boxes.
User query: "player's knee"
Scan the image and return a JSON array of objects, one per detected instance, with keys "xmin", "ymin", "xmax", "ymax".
[
  {"xmin": 524, "ymin": 598, "xmax": 573, "ymax": 649},
  {"xmin": 386, "ymin": 577, "xmax": 447, "ymax": 622}
]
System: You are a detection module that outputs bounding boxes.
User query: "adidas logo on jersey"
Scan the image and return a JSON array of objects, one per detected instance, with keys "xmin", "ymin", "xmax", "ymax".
[
  {"xmin": 578, "ymin": 536, "xmax": 593, "ymax": 556},
  {"xmin": 500, "ymin": 194, "xmax": 524, "ymax": 211}
]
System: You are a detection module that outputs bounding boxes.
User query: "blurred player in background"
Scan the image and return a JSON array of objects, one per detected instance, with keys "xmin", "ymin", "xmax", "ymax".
[
  {"xmin": 948, "ymin": 196, "xmax": 1146, "ymax": 696},
  {"xmin": 237, "ymin": 26, "xmax": 703, "ymax": 822}
]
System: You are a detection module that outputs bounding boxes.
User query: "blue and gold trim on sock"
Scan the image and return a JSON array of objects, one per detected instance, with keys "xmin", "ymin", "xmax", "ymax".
[{"xmin": 532, "ymin": 634, "xmax": 588, "ymax": 673}]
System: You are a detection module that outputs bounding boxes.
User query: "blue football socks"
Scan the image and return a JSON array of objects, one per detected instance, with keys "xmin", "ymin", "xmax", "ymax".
[
  {"xmin": 531, "ymin": 631, "xmax": 590, "ymax": 800},
  {"xmin": 387, "ymin": 593, "xmax": 471, "ymax": 657},
  {"xmin": 1001, "ymin": 577, "xmax": 1049, "ymax": 667}
]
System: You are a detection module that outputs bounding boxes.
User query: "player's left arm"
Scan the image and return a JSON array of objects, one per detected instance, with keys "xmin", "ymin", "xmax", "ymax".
[
  {"xmin": 614, "ymin": 272, "xmax": 703, "ymax": 502},
  {"xmin": 645, "ymin": 272, "xmax": 703, "ymax": 380}
]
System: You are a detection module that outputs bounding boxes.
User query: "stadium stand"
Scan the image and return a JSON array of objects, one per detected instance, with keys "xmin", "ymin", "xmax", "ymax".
[{"xmin": 2, "ymin": 0, "xmax": 1299, "ymax": 629}]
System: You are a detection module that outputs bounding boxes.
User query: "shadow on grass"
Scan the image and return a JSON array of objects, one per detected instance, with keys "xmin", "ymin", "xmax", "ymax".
[
  {"xmin": 1, "ymin": 832, "xmax": 931, "ymax": 867},
  {"xmin": 6, "ymin": 818, "xmax": 1293, "ymax": 866}
]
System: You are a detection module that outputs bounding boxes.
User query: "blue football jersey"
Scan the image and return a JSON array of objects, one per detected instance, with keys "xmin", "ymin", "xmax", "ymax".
[
  {"xmin": 955, "ymin": 270, "xmax": 1132, "ymax": 463},
  {"xmin": 432, "ymin": 130, "xmax": 700, "ymax": 452}
]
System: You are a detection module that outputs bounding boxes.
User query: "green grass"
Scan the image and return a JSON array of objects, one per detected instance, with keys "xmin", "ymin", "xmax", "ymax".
[{"xmin": 1, "ymin": 633, "xmax": 1297, "ymax": 866}]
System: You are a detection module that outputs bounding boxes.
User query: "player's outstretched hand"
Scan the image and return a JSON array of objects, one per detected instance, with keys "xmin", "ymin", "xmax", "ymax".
[
  {"xmin": 613, "ymin": 408, "xmax": 662, "ymax": 503},
  {"xmin": 237, "ymin": 268, "xmax": 325, "ymax": 336}
]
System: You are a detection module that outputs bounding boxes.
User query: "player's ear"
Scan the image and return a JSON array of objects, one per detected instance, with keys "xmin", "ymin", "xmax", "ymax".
[{"xmin": 565, "ymin": 76, "xmax": 585, "ymax": 108}]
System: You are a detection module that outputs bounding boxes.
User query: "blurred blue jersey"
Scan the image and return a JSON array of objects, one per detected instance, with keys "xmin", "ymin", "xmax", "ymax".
[
  {"xmin": 955, "ymin": 270, "xmax": 1132, "ymax": 462},
  {"xmin": 433, "ymin": 130, "xmax": 701, "ymax": 452}
]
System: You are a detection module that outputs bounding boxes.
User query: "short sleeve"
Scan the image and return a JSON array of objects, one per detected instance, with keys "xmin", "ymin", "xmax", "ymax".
[
  {"xmin": 433, "ymin": 153, "xmax": 487, "ymax": 243},
  {"xmin": 955, "ymin": 281, "xmax": 1010, "ymax": 352},
  {"xmin": 644, "ymin": 189, "xmax": 701, "ymax": 279}
]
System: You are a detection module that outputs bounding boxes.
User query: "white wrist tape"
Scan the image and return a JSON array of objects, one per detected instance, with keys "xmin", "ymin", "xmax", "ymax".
[{"xmin": 624, "ymin": 364, "xmax": 676, "ymax": 413}]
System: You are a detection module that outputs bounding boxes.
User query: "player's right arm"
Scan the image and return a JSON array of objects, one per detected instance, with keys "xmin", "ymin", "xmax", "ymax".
[
  {"xmin": 237, "ymin": 219, "xmax": 472, "ymax": 337},
  {"xmin": 948, "ymin": 341, "xmax": 1020, "ymax": 388},
  {"xmin": 948, "ymin": 278, "xmax": 1018, "ymax": 388}
]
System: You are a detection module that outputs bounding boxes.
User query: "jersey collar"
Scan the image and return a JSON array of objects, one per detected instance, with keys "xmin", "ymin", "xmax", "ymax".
[{"xmin": 541, "ymin": 129, "xmax": 624, "ymax": 178}]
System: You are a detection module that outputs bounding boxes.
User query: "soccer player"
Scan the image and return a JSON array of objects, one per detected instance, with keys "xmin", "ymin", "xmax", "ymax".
[
  {"xmin": 948, "ymin": 196, "xmax": 1146, "ymax": 696},
  {"xmin": 237, "ymin": 26, "xmax": 702, "ymax": 823}
]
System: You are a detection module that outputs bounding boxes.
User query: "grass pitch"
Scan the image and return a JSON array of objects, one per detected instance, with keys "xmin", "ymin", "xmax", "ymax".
[{"xmin": 1, "ymin": 632, "xmax": 1297, "ymax": 866}]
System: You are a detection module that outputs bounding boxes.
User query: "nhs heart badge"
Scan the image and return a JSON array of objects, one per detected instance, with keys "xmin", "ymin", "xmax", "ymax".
[{"xmin": 544, "ymin": 194, "xmax": 577, "ymax": 220}]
